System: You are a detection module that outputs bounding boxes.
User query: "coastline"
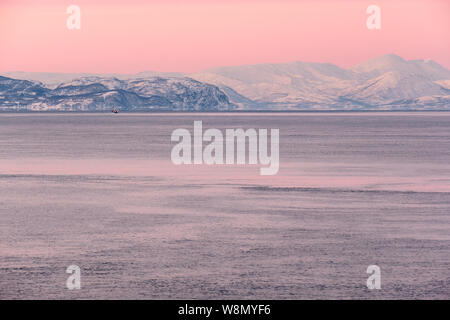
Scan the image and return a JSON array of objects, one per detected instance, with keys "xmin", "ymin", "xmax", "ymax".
[{"xmin": 1, "ymin": 109, "xmax": 450, "ymax": 114}]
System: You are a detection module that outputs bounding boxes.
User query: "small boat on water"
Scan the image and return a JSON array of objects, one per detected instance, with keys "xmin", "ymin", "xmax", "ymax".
[{"xmin": 112, "ymin": 108, "xmax": 119, "ymax": 113}]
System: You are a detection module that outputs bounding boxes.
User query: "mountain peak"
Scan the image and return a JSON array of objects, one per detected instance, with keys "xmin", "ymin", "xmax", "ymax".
[{"xmin": 351, "ymin": 54, "xmax": 407, "ymax": 73}]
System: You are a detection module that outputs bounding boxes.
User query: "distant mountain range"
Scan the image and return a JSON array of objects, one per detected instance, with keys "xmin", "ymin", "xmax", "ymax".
[
  {"xmin": 192, "ymin": 54, "xmax": 450, "ymax": 110},
  {"xmin": 2, "ymin": 54, "xmax": 449, "ymax": 111},
  {"xmin": 0, "ymin": 76, "xmax": 235, "ymax": 111}
]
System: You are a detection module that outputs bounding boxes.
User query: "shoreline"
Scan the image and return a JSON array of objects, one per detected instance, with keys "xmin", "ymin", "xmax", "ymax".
[{"xmin": 1, "ymin": 109, "xmax": 450, "ymax": 114}]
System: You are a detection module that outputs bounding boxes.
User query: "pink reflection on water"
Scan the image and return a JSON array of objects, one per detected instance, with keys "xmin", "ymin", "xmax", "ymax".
[{"xmin": 1, "ymin": 158, "xmax": 449, "ymax": 192}]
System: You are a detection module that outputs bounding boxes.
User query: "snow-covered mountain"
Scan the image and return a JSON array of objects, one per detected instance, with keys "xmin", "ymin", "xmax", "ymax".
[
  {"xmin": 1, "ymin": 54, "xmax": 449, "ymax": 111},
  {"xmin": 191, "ymin": 54, "xmax": 450, "ymax": 110},
  {"xmin": 1, "ymin": 71, "xmax": 185, "ymax": 86},
  {"xmin": 0, "ymin": 76, "xmax": 235, "ymax": 111}
]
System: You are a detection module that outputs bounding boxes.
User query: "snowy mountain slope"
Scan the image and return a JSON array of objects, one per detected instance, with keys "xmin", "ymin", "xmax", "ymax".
[
  {"xmin": 342, "ymin": 71, "xmax": 448, "ymax": 104},
  {"xmin": 192, "ymin": 62, "xmax": 355, "ymax": 105},
  {"xmin": 0, "ymin": 76, "xmax": 236, "ymax": 111},
  {"xmin": 191, "ymin": 54, "xmax": 450, "ymax": 109},
  {"xmin": 1, "ymin": 71, "xmax": 185, "ymax": 86},
  {"xmin": 351, "ymin": 54, "xmax": 450, "ymax": 80}
]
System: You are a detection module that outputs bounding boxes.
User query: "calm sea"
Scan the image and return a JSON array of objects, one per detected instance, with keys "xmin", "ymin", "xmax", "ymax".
[{"xmin": 0, "ymin": 112, "xmax": 449, "ymax": 299}]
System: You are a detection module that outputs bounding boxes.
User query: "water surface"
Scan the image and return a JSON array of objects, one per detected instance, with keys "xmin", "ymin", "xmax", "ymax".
[{"xmin": 0, "ymin": 113, "xmax": 449, "ymax": 299}]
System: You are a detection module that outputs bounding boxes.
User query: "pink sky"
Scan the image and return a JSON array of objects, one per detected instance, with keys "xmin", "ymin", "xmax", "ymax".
[{"xmin": 0, "ymin": 0, "xmax": 449, "ymax": 73}]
